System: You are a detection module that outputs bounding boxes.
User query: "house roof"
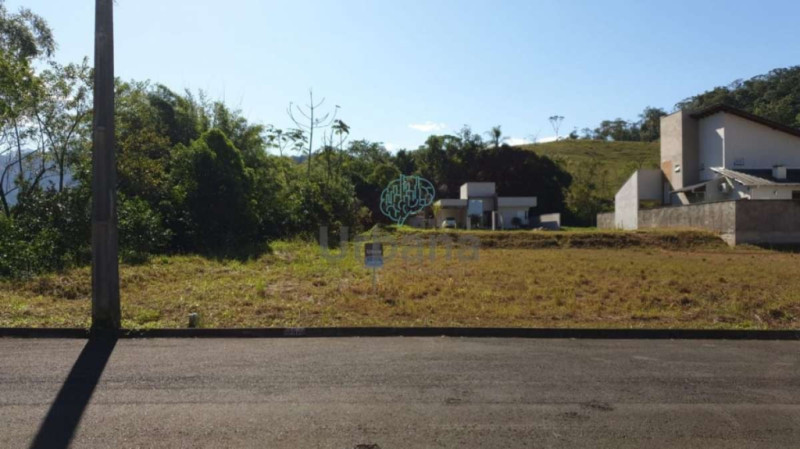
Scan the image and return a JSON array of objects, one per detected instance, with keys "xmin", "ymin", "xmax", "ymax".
[
  {"xmin": 710, "ymin": 167, "xmax": 800, "ymax": 187},
  {"xmin": 434, "ymin": 199, "xmax": 468, "ymax": 207},
  {"xmin": 671, "ymin": 180, "xmax": 709, "ymax": 193},
  {"xmin": 689, "ymin": 105, "xmax": 800, "ymax": 139}
]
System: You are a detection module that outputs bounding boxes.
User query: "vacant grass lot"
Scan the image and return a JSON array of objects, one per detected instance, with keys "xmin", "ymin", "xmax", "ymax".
[{"xmin": 1, "ymin": 231, "xmax": 798, "ymax": 330}]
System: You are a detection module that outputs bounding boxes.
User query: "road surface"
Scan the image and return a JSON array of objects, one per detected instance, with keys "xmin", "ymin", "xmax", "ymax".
[{"xmin": 1, "ymin": 337, "xmax": 798, "ymax": 448}]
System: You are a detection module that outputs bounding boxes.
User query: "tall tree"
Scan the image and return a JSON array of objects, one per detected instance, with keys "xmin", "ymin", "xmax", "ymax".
[
  {"xmin": 0, "ymin": 0, "xmax": 55, "ymax": 216},
  {"xmin": 637, "ymin": 107, "xmax": 667, "ymax": 142},
  {"xmin": 485, "ymin": 125, "xmax": 505, "ymax": 149},
  {"xmin": 287, "ymin": 89, "xmax": 337, "ymax": 177},
  {"xmin": 548, "ymin": 115, "xmax": 564, "ymax": 140},
  {"xmin": 33, "ymin": 59, "xmax": 93, "ymax": 192}
]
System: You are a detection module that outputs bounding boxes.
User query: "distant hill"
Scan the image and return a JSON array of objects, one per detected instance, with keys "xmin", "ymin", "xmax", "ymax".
[
  {"xmin": 0, "ymin": 152, "xmax": 75, "ymax": 207},
  {"xmin": 518, "ymin": 139, "xmax": 659, "ymax": 203}
]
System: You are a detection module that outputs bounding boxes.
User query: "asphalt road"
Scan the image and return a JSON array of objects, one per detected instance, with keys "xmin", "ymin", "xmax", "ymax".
[{"xmin": 1, "ymin": 337, "xmax": 798, "ymax": 449}]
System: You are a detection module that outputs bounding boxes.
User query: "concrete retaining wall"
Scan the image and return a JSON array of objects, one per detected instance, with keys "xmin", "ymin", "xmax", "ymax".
[
  {"xmin": 597, "ymin": 212, "xmax": 615, "ymax": 229},
  {"xmin": 735, "ymin": 200, "xmax": 800, "ymax": 245},
  {"xmin": 623, "ymin": 200, "xmax": 800, "ymax": 245},
  {"xmin": 637, "ymin": 201, "xmax": 737, "ymax": 244}
]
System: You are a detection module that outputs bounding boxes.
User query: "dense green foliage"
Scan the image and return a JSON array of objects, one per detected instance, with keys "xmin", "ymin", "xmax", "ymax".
[
  {"xmin": 579, "ymin": 106, "xmax": 668, "ymax": 142},
  {"xmin": 585, "ymin": 66, "xmax": 800, "ymax": 143},
  {"xmin": 675, "ymin": 66, "xmax": 800, "ymax": 128}
]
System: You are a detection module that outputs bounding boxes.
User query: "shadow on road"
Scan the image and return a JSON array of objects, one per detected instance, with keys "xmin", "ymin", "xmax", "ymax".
[{"xmin": 29, "ymin": 337, "xmax": 117, "ymax": 449}]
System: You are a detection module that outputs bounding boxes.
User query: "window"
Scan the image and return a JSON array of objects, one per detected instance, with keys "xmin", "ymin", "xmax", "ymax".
[{"xmin": 793, "ymin": 191, "xmax": 800, "ymax": 201}]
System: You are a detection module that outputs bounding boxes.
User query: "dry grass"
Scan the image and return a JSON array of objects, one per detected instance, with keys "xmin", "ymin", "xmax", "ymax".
[
  {"xmin": 1, "ymin": 238, "xmax": 799, "ymax": 330},
  {"xmin": 395, "ymin": 227, "xmax": 728, "ymax": 250}
]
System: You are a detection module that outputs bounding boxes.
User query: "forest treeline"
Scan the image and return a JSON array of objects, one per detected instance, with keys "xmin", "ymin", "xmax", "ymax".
[
  {"xmin": 0, "ymin": 2, "xmax": 575, "ymax": 276},
  {"xmin": 578, "ymin": 66, "xmax": 800, "ymax": 142}
]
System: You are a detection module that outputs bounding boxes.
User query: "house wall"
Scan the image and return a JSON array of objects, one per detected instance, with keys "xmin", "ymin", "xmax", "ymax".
[
  {"xmin": 460, "ymin": 183, "xmax": 496, "ymax": 199},
  {"xmin": 614, "ymin": 172, "xmax": 639, "ymax": 229},
  {"xmin": 613, "ymin": 169, "xmax": 663, "ymax": 230},
  {"xmin": 497, "ymin": 207, "xmax": 529, "ymax": 229},
  {"xmin": 724, "ymin": 113, "xmax": 800, "ymax": 169},
  {"xmin": 749, "ymin": 186, "xmax": 796, "ymax": 200},
  {"xmin": 538, "ymin": 213, "xmax": 561, "ymax": 230},
  {"xmin": 660, "ymin": 111, "xmax": 699, "ymax": 202},
  {"xmin": 497, "ymin": 197, "xmax": 537, "ymax": 208},
  {"xmin": 697, "ymin": 113, "xmax": 725, "ymax": 181}
]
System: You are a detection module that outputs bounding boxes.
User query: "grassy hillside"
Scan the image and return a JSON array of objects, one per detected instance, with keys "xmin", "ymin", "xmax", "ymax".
[{"xmin": 519, "ymin": 140, "xmax": 659, "ymax": 202}]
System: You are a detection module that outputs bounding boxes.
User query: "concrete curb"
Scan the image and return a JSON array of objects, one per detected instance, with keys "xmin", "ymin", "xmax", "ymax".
[{"xmin": 1, "ymin": 327, "xmax": 799, "ymax": 340}]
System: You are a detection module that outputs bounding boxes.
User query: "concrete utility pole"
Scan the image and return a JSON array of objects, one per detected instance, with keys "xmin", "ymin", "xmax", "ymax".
[{"xmin": 91, "ymin": 0, "xmax": 120, "ymax": 331}]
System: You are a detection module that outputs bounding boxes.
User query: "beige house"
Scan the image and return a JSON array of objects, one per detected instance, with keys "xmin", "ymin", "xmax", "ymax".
[{"xmin": 432, "ymin": 182, "xmax": 538, "ymax": 230}]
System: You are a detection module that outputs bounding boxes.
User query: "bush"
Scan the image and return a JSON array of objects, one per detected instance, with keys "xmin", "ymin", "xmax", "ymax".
[
  {"xmin": 169, "ymin": 129, "xmax": 261, "ymax": 256},
  {"xmin": 0, "ymin": 188, "xmax": 90, "ymax": 278},
  {"xmin": 118, "ymin": 195, "xmax": 170, "ymax": 263}
]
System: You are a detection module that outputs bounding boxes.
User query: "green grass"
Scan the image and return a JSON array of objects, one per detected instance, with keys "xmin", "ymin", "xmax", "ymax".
[
  {"xmin": 519, "ymin": 139, "xmax": 660, "ymax": 200},
  {"xmin": 1, "ymin": 232, "xmax": 798, "ymax": 330}
]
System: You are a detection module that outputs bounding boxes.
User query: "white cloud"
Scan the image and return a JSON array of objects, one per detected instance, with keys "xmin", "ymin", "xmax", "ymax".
[
  {"xmin": 384, "ymin": 142, "xmax": 398, "ymax": 152},
  {"xmin": 409, "ymin": 121, "xmax": 447, "ymax": 132},
  {"xmin": 506, "ymin": 137, "xmax": 532, "ymax": 146},
  {"xmin": 504, "ymin": 136, "xmax": 563, "ymax": 147}
]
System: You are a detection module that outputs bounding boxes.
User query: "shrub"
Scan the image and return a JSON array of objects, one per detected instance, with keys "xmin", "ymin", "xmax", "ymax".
[
  {"xmin": 118, "ymin": 195, "xmax": 170, "ymax": 263},
  {"xmin": 169, "ymin": 129, "xmax": 261, "ymax": 256},
  {"xmin": 0, "ymin": 188, "xmax": 90, "ymax": 278}
]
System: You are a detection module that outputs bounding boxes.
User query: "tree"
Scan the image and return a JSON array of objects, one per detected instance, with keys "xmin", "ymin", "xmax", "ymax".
[
  {"xmin": 287, "ymin": 89, "xmax": 337, "ymax": 177},
  {"xmin": 485, "ymin": 125, "xmax": 505, "ymax": 149},
  {"xmin": 594, "ymin": 118, "xmax": 638, "ymax": 141},
  {"xmin": 0, "ymin": 0, "xmax": 55, "ymax": 216},
  {"xmin": 638, "ymin": 107, "xmax": 667, "ymax": 142},
  {"xmin": 548, "ymin": 115, "xmax": 564, "ymax": 140},
  {"xmin": 0, "ymin": 1, "xmax": 54, "ymax": 61},
  {"xmin": 568, "ymin": 128, "xmax": 579, "ymax": 140},
  {"xmin": 266, "ymin": 126, "xmax": 305, "ymax": 158},
  {"xmin": 170, "ymin": 129, "xmax": 260, "ymax": 255},
  {"xmin": 33, "ymin": 59, "xmax": 92, "ymax": 192},
  {"xmin": 328, "ymin": 118, "xmax": 350, "ymax": 177}
]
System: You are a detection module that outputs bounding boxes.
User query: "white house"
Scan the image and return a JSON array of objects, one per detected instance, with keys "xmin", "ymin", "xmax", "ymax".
[
  {"xmin": 601, "ymin": 105, "xmax": 800, "ymax": 244},
  {"xmin": 662, "ymin": 105, "xmax": 800, "ymax": 206},
  {"xmin": 433, "ymin": 182, "xmax": 538, "ymax": 230}
]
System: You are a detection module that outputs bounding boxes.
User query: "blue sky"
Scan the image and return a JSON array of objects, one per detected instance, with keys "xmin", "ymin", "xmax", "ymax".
[{"xmin": 10, "ymin": 0, "xmax": 800, "ymax": 152}]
